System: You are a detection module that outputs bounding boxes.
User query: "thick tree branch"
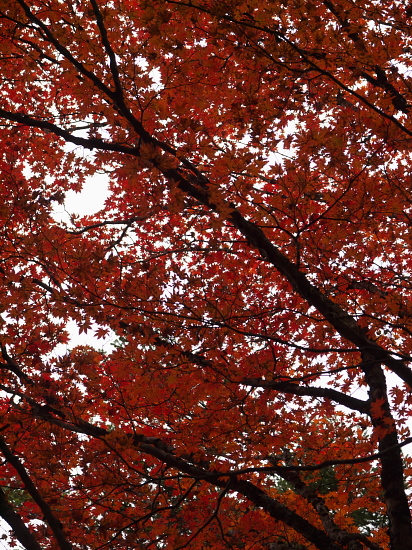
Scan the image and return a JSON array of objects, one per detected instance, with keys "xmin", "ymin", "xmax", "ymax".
[
  {"xmin": 89, "ymin": 0, "xmax": 124, "ymax": 101},
  {"xmin": 0, "ymin": 344, "xmax": 32, "ymax": 384},
  {"xmin": 0, "ymin": 436, "xmax": 73, "ymax": 550},
  {"xmin": 0, "ymin": 487, "xmax": 43, "ymax": 550},
  {"xmin": 242, "ymin": 378, "xmax": 369, "ymax": 414},
  {"xmin": 135, "ymin": 443, "xmax": 345, "ymax": 550},
  {"xmin": 166, "ymin": 339, "xmax": 369, "ymax": 413},
  {"xmin": 361, "ymin": 353, "xmax": 412, "ymax": 549}
]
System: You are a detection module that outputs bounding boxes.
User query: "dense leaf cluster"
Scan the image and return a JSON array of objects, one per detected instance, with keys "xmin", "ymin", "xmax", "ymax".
[{"xmin": 0, "ymin": 1, "xmax": 411, "ymax": 549}]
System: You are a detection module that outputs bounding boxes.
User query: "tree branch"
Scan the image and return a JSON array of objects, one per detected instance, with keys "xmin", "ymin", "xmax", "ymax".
[
  {"xmin": 0, "ymin": 436, "xmax": 73, "ymax": 550},
  {"xmin": 89, "ymin": 0, "xmax": 124, "ymax": 100},
  {"xmin": 0, "ymin": 486, "xmax": 43, "ymax": 550},
  {"xmin": 0, "ymin": 344, "xmax": 32, "ymax": 384},
  {"xmin": 242, "ymin": 378, "xmax": 369, "ymax": 414}
]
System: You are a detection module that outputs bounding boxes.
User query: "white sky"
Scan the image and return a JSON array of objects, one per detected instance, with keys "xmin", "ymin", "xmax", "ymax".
[
  {"xmin": 52, "ymin": 173, "xmax": 110, "ymax": 224},
  {"xmin": 52, "ymin": 175, "xmax": 115, "ymax": 353}
]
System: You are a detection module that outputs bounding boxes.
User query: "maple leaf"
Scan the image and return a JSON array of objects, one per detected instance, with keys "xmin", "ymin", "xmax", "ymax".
[{"xmin": 370, "ymin": 397, "xmax": 387, "ymax": 421}]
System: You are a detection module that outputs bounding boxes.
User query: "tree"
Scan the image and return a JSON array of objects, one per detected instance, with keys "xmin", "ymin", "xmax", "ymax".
[{"xmin": 0, "ymin": 0, "xmax": 411, "ymax": 548}]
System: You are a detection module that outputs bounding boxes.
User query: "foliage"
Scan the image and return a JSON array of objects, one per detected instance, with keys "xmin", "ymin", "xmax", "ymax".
[
  {"xmin": 0, "ymin": 1, "xmax": 411, "ymax": 549},
  {"xmin": 350, "ymin": 508, "xmax": 388, "ymax": 538}
]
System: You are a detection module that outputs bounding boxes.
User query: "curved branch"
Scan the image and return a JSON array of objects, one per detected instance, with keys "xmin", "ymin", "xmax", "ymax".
[
  {"xmin": 0, "ymin": 487, "xmax": 42, "ymax": 550},
  {"xmin": 0, "ymin": 436, "xmax": 73, "ymax": 550},
  {"xmin": 242, "ymin": 378, "xmax": 369, "ymax": 414},
  {"xmin": 0, "ymin": 344, "xmax": 32, "ymax": 383},
  {"xmin": 89, "ymin": 0, "xmax": 124, "ymax": 100},
  {"xmin": 66, "ymin": 215, "xmax": 149, "ymax": 234}
]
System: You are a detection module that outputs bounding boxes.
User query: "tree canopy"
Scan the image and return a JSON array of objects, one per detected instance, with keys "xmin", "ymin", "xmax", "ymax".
[{"xmin": 0, "ymin": 1, "xmax": 411, "ymax": 549}]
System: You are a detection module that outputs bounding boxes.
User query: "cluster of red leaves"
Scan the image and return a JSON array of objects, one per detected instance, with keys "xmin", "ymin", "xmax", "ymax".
[{"xmin": 0, "ymin": 1, "xmax": 411, "ymax": 549}]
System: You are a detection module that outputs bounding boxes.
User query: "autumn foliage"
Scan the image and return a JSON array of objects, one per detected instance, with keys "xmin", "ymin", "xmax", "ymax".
[{"xmin": 0, "ymin": 0, "xmax": 412, "ymax": 549}]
